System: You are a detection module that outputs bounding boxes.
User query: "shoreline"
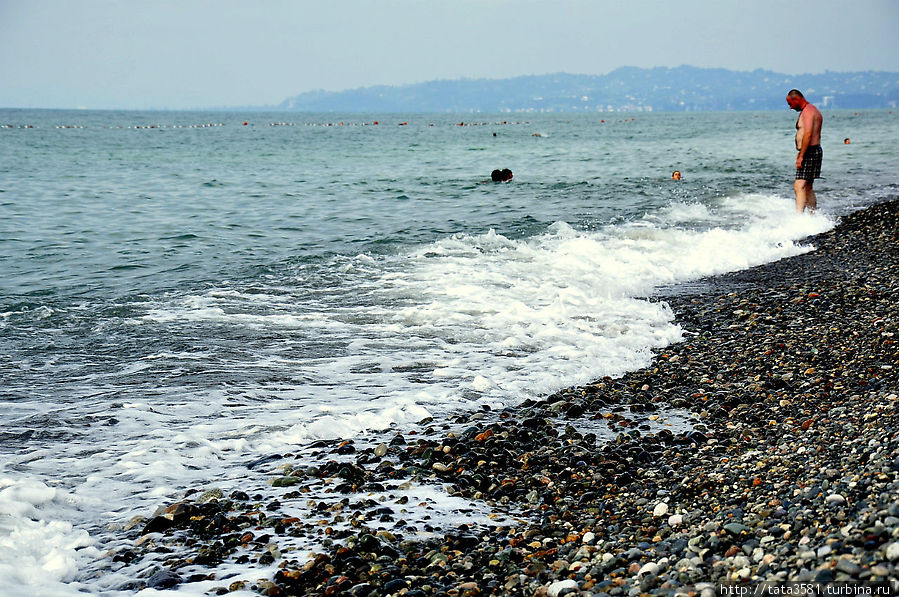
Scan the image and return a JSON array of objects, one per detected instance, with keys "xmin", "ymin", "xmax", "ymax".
[{"xmin": 117, "ymin": 199, "xmax": 899, "ymax": 595}]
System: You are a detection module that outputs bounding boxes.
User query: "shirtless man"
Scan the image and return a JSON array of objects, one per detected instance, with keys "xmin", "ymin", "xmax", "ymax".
[{"xmin": 786, "ymin": 89, "xmax": 823, "ymax": 213}]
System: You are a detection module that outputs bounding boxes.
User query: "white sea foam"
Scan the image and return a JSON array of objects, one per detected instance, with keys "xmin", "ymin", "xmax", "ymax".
[
  {"xmin": 0, "ymin": 478, "xmax": 99, "ymax": 597},
  {"xmin": 0, "ymin": 192, "xmax": 835, "ymax": 595},
  {"xmin": 112, "ymin": 194, "xmax": 832, "ymax": 446}
]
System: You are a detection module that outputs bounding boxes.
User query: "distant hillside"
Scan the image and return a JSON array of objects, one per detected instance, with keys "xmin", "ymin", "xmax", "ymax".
[{"xmin": 278, "ymin": 66, "xmax": 899, "ymax": 113}]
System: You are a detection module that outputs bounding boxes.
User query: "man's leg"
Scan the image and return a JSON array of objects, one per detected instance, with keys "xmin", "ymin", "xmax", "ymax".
[
  {"xmin": 806, "ymin": 180, "xmax": 817, "ymax": 212},
  {"xmin": 794, "ymin": 179, "xmax": 815, "ymax": 213}
]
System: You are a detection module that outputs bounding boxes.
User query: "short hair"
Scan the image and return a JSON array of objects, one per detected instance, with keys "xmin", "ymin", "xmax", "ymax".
[{"xmin": 787, "ymin": 89, "xmax": 804, "ymax": 99}]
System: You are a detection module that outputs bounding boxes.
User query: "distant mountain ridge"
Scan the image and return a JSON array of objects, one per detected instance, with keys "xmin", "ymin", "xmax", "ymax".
[{"xmin": 278, "ymin": 66, "xmax": 899, "ymax": 113}]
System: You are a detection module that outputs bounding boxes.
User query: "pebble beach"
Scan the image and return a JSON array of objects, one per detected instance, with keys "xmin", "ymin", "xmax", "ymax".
[{"xmin": 119, "ymin": 198, "xmax": 899, "ymax": 596}]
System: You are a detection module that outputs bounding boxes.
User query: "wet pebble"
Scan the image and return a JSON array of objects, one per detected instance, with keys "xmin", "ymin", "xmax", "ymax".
[{"xmin": 118, "ymin": 200, "xmax": 899, "ymax": 595}]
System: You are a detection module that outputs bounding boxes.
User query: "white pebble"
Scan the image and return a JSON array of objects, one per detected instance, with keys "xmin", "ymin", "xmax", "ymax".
[
  {"xmin": 638, "ymin": 562, "xmax": 659, "ymax": 576},
  {"xmin": 653, "ymin": 502, "xmax": 669, "ymax": 517},
  {"xmin": 732, "ymin": 567, "xmax": 751, "ymax": 581},
  {"xmin": 547, "ymin": 579, "xmax": 578, "ymax": 597},
  {"xmin": 886, "ymin": 542, "xmax": 899, "ymax": 561},
  {"xmin": 582, "ymin": 531, "xmax": 596, "ymax": 545},
  {"xmin": 668, "ymin": 514, "xmax": 683, "ymax": 527},
  {"xmin": 826, "ymin": 493, "xmax": 846, "ymax": 506}
]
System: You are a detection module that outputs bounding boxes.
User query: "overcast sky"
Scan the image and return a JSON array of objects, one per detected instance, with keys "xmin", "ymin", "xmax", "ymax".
[{"xmin": 2, "ymin": 0, "xmax": 898, "ymax": 110}]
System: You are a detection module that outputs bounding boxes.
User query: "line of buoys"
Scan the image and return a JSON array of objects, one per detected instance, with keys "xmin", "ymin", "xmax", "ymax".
[
  {"xmin": 0, "ymin": 117, "xmax": 690, "ymax": 130},
  {"xmin": 2, "ymin": 123, "xmax": 228, "ymax": 129},
  {"xmin": 133, "ymin": 123, "xmax": 226, "ymax": 129},
  {"xmin": 2, "ymin": 119, "xmax": 539, "ymax": 129},
  {"xmin": 455, "ymin": 120, "xmax": 529, "ymax": 126},
  {"xmin": 266, "ymin": 119, "xmax": 531, "ymax": 127},
  {"xmin": 265, "ymin": 120, "xmax": 531, "ymax": 127},
  {"xmin": 276, "ymin": 121, "xmax": 385, "ymax": 127},
  {"xmin": 7, "ymin": 111, "xmax": 892, "ymax": 131},
  {"xmin": 121, "ymin": 123, "xmax": 227, "ymax": 129}
]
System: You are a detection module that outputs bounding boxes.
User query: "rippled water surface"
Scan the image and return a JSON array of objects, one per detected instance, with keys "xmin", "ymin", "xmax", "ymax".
[{"xmin": 1, "ymin": 108, "xmax": 896, "ymax": 595}]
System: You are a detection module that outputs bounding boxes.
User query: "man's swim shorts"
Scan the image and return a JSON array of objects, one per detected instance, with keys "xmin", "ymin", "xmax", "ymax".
[{"xmin": 796, "ymin": 145, "xmax": 823, "ymax": 180}]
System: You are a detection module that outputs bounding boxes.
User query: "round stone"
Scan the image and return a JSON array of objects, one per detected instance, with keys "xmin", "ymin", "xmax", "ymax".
[
  {"xmin": 547, "ymin": 578, "xmax": 578, "ymax": 597},
  {"xmin": 825, "ymin": 493, "xmax": 846, "ymax": 506}
]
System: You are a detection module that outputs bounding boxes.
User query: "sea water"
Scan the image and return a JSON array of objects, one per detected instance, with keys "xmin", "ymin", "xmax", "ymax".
[{"xmin": 1, "ymin": 109, "xmax": 896, "ymax": 595}]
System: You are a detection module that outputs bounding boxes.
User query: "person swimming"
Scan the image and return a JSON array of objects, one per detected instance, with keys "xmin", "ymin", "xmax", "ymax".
[{"xmin": 488, "ymin": 168, "xmax": 513, "ymax": 182}]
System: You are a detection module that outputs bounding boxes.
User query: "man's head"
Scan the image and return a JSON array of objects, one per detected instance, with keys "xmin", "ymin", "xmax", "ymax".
[{"xmin": 786, "ymin": 89, "xmax": 806, "ymax": 111}]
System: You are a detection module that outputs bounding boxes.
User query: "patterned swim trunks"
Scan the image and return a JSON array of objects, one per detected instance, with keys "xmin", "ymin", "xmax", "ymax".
[{"xmin": 796, "ymin": 145, "xmax": 823, "ymax": 180}]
